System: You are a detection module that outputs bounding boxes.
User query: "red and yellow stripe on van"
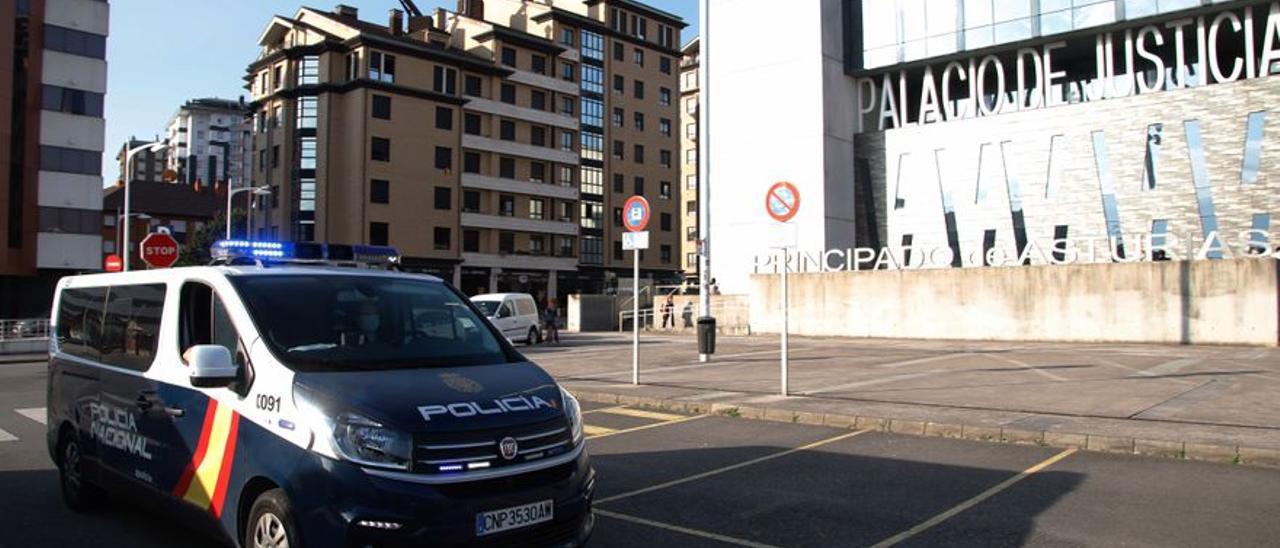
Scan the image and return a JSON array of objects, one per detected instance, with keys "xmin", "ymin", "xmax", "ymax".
[{"xmin": 172, "ymin": 399, "xmax": 241, "ymax": 517}]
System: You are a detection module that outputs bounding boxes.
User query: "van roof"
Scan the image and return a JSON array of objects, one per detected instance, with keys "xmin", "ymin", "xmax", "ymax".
[
  {"xmin": 470, "ymin": 293, "xmax": 534, "ymax": 301},
  {"xmin": 57, "ymin": 265, "xmax": 444, "ymax": 288}
]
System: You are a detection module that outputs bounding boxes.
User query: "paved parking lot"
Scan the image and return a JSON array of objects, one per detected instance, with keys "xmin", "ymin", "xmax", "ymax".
[{"xmin": 3, "ymin": 358, "xmax": 1280, "ymax": 547}]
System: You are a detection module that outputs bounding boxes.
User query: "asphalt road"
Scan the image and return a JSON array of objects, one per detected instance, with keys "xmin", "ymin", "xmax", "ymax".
[{"xmin": 2, "ymin": 359, "xmax": 1279, "ymax": 547}]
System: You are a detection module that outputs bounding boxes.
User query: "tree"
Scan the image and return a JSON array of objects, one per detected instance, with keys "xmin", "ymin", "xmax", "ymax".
[{"xmin": 175, "ymin": 208, "xmax": 244, "ymax": 267}]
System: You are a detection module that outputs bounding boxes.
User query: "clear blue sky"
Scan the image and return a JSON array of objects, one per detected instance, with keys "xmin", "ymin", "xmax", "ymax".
[{"xmin": 103, "ymin": 0, "xmax": 699, "ymax": 183}]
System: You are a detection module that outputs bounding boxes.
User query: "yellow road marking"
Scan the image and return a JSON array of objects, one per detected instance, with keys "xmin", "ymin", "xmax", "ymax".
[
  {"xmin": 586, "ymin": 414, "xmax": 708, "ymax": 441},
  {"xmin": 595, "ymin": 509, "xmax": 782, "ymax": 548},
  {"xmin": 597, "ymin": 407, "xmax": 687, "ymax": 422},
  {"xmin": 597, "ymin": 429, "xmax": 870, "ymax": 504},
  {"xmin": 582, "ymin": 405, "xmax": 631, "ymax": 415},
  {"xmin": 870, "ymin": 448, "xmax": 1078, "ymax": 548},
  {"xmin": 584, "ymin": 424, "xmax": 618, "ymax": 436}
]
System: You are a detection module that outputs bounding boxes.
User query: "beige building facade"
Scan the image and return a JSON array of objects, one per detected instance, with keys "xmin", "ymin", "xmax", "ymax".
[
  {"xmin": 679, "ymin": 38, "xmax": 698, "ymax": 282},
  {"xmin": 247, "ymin": 0, "xmax": 684, "ymax": 303}
]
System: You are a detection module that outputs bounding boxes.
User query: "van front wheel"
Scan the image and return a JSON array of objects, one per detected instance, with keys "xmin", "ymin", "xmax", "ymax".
[
  {"xmin": 58, "ymin": 429, "xmax": 103, "ymax": 512},
  {"xmin": 527, "ymin": 327, "xmax": 541, "ymax": 345},
  {"xmin": 246, "ymin": 489, "xmax": 299, "ymax": 548}
]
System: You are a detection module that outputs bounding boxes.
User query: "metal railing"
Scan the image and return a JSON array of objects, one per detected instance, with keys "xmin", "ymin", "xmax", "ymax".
[
  {"xmin": 0, "ymin": 318, "xmax": 50, "ymax": 341},
  {"xmin": 618, "ymin": 309, "xmax": 656, "ymax": 331}
]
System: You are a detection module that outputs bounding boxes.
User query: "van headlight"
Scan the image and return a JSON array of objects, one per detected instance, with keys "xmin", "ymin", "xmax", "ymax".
[
  {"xmin": 561, "ymin": 388, "xmax": 583, "ymax": 445},
  {"xmin": 295, "ymin": 388, "xmax": 412, "ymax": 471}
]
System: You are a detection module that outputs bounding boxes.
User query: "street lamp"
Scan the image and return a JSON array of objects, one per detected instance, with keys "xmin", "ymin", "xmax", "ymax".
[
  {"xmin": 226, "ymin": 185, "xmax": 272, "ymax": 239},
  {"xmin": 115, "ymin": 212, "xmax": 151, "ymax": 258},
  {"xmin": 123, "ymin": 142, "xmax": 167, "ymax": 272}
]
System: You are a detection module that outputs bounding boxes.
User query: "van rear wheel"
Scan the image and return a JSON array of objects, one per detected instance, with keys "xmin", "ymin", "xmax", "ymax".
[
  {"xmin": 58, "ymin": 429, "xmax": 103, "ymax": 512},
  {"xmin": 246, "ymin": 488, "xmax": 298, "ymax": 548}
]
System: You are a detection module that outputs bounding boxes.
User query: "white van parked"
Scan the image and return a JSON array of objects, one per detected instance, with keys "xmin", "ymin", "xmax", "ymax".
[{"xmin": 471, "ymin": 293, "xmax": 541, "ymax": 345}]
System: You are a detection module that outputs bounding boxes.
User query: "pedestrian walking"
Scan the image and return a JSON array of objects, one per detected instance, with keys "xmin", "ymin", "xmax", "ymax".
[
  {"xmin": 661, "ymin": 295, "xmax": 675, "ymax": 329},
  {"xmin": 543, "ymin": 298, "xmax": 561, "ymax": 344}
]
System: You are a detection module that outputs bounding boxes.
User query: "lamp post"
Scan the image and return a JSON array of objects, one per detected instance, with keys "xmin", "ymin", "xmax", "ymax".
[
  {"xmin": 226, "ymin": 185, "xmax": 272, "ymax": 239},
  {"xmin": 123, "ymin": 142, "xmax": 167, "ymax": 271},
  {"xmin": 115, "ymin": 211, "xmax": 151, "ymax": 258}
]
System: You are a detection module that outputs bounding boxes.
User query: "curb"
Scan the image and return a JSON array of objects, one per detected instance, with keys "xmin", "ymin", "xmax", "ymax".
[{"xmin": 568, "ymin": 389, "xmax": 1280, "ymax": 468}]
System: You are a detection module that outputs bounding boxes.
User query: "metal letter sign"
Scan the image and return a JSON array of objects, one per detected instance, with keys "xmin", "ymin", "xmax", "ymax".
[
  {"xmin": 623, "ymin": 195, "xmax": 651, "ymax": 232},
  {"xmin": 766, "ymin": 181, "xmax": 800, "ymax": 223}
]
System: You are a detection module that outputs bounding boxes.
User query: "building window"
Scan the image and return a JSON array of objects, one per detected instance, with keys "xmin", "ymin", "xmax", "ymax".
[
  {"xmin": 561, "ymin": 97, "xmax": 575, "ymax": 117},
  {"xmin": 299, "ymin": 137, "xmax": 317, "ymax": 169},
  {"xmin": 500, "ymin": 157, "xmax": 516, "ymax": 178},
  {"xmin": 560, "ymin": 130, "xmax": 575, "ymax": 152},
  {"xmin": 634, "ymin": 145, "xmax": 645, "ymax": 164},
  {"xmin": 529, "ymin": 236, "xmax": 545, "ymax": 255},
  {"xmin": 464, "ymin": 152, "xmax": 481, "ymax": 174},
  {"xmin": 560, "ymin": 237, "xmax": 574, "ymax": 257},
  {"xmin": 531, "ymin": 127, "xmax": 547, "ymax": 147},
  {"xmin": 499, "ymin": 195, "xmax": 515, "ymax": 216},
  {"xmin": 659, "ymin": 88, "xmax": 671, "ymax": 106},
  {"xmin": 659, "ymin": 118, "xmax": 672, "ymax": 137},
  {"xmin": 434, "ymin": 186, "xmax": 452, "ymax": 210},
  {"xmin": 501, "ymin": 47, "xmax": 517, "ymax": 67},
  {"xmin": 500, "ymin": 120, "xmax": 516, "ymax": 141},
  {"xmin": 613, "ymin": 41, "xmax": 624, "ymax": 61},
  {"xmin": 580, "ymin": 166, "xmax": 604, "ymax": 195},
  {"xmin": 501, "ymin": 84, "xmax": 516, "ymax": 104},
  {"xmin": 463, "ymin": 190, "xmax": 481, "ymax": 213},
  {"xmin": 612, "ymin": 207, "xmax": 624, "ymax": 227},
  {"xmin": 433, "ymin": 66, "xmax": 457, "ymax": 94},
  {"xmin": 531, "ymin": 90, "xmax": 547, "ymax": 111},
  {"xmin": 298, "ymin": 55, "xmax": 319, "ymax": 85},
  {"xmin": 661, "ymin": 245, "xmax": 672, "ymax": 264},
  {"xmin": 634, "ymin": 177, "xmax": 645, "ymax": 195},
  {"xmin": 613, "ymin": 173, "xmax": 625, "ymax": 193},
  {"xmin": 436, "ymin": 107, "xmax": 454, "ymax": 130},
  {"xmin": 581, "ymin": 98, "xmax": 603, "ymax": 127},
  {"xmin": 634, "ymin": 112, "xmax": 645, "ymax": 131},
  {"xmin": 686, "ymin": 97, "xmax": 698, "ymax": 114},
  {"xmin": 581, "ymin": 132, "xmax": 603, "ymax": 161},
  {"xmin": 613, "ymin": 240, "xmax": 624, "ymax": 261},
  {"xmin": 531, "ymin": 54, "xmax": 547, "ymax": 75},
  {"xmin": 43, "ymin": 25, "xmax": 107, "ymax": 58},
  {"xmin": 686, "ymin": 123, "xmax": 697, "ymax": 139},
  {"xmin": 372, "ymin": 95, "xmax": 391, "ymax": 120},
  {"xmin": 1242, "ymin": 111, "xmax": 1267, "ymax": 185},
  {"xmin": 660, "ymin": 57, "xmax": 672, "ymax": 74},
  {"xmin": 686, "ymin": 225, "xmax": 697, "ymax": 240},
  {"xmin": 559, "ymin": 166, "xmax": 575, "ymax": 186},
  {"xmin": 614, "ymin": 75, "xmax": 625, "ymax": 94},
  {"xmin": 40, "ymin": 146, "xmax": 101, "ymax": 175},
  {"xmin": 369, "ymin": 52, "xmax": 396, "ymax": 83},
  {"xmin": 371, "ymin": 179, "xmax": 389, "ymax": 204},
  {"xmin": 435, "ymin": 147, "xmax": 452, "ymax": 171},
  {"xmin": 434, "ymin": 227, "xmax": 451, "ymax": 251},
  {"xmin": 371, "ymin": 138, "xmax": 389, "ymax": 161},
  {"xmin": 296, "ymin": 96, "xmax": 317, "ymax": 129},
  {"xmin": 500, "ymin": 232, "xmax": 515, "ymax": 253},
  {"xmin": 660, "ymin": 181, "xmax": 672, "ymax": 199},
  {"xmin": 530, "ymin": 199, "xmax": 545, "ymax": 220},
  {"xmin": 634, "ymin": 80, "xmax": 645, "ymax": 100},
  {"xmin": 463, "ymin": 230, "xmax": 480, "ymax": 252},
  {"xmin": 41, "ymin": 85, "xmax": 104, "ymax": 117},
  {"xmin": 660, "ymin": 213, "xmax": 672, "ymax": 231},
  {"xmin": 687, "ymin": 174, "xmax": 697, "ymax": 189},
  {"xmin": 660, "ymin": 150, "xmax": 674, "ymax": 168},
  {"xmin": 464, "ymin": 113, "xmax": 482, "ymax": 135},
  {"xmin": 370, "ymin": 222, "xmax": 389, "ymax": 245},
  {"xmin": 271, "ymin": 145, "xmax": 280, "ymax": 168},
  {"xmin": 558, "ymin": 202, "xmax": 573, "ymax": 222},
  {"xmin": 613, "ymin": 140, "xmax": 624, "ymax": 160},
  {"xmin": 561, "ymin": 61, "xmax": 576, "ymax": 82},
  {"xmin": 613, "ymin": 108, "xmax": 625, "ymax": 127},
  {"xmin": 561, "ymin": 28, "xmax": 576, "ymax": 46},
  {"xmin": 530, "ymin": 161, "xmax": 545, "ymax": 183},
  {"xmin": 465, "ymin": 75, "xmax": 483, "ymax": 97},
  {"xmin": 633, "ymin": 48, "xmax": 644, "ymax": 66}
]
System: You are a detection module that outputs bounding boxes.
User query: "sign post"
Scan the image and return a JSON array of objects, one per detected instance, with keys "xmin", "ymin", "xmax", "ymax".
[
  {"xmin": 623, "ymin": 196, "xmax": 651, "ymax": 385},
  {"xmin": 139, "ymin": 232, "xmax": 180, "ymax": 269},
  {"xmin": 766, "ymin": 181, "xmax": 800, "ymax": 396}
]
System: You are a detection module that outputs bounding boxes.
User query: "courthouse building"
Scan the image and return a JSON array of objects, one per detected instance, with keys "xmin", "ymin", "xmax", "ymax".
[{"xmin": 707, "ymin": 0, "xmax": 1280, "ymax": 294}]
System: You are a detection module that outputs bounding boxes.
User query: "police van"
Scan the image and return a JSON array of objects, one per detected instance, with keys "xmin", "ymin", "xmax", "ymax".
[{"xmin": 46, "ymin": 241, "xmax": 594, "ymax": 547}]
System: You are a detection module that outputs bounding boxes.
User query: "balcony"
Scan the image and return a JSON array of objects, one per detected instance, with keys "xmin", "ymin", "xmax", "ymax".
[
  {"xmin": 462, "ymin": 135, "xmax": 580, "ymax": 165},
  {"xmin": 507, "ymin": 69, "xmax": 579, "ymax": 97},
  {"xmin": 461, "ymin": 173, "xmax": 579, "ymax": 201},
  {"xmin": 463, "ymin": 97, "xmax": 578, "ymax": 131},
  {"xmin": 461, "ymin": 252, "xmax": 578, "ymax": 271},
  {"xmin": 460, "ymin": 212, "xmax": 578, "ymax": 236}
]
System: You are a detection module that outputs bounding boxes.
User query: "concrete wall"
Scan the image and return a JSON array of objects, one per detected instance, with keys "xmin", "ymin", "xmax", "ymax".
[
  {"xmin": 567, "ymin": 294, "xmax": 617, "ymax": 332},
  {"xmin": 750, "ymin": 259, "xmax": 1279, "ymax": 346}
]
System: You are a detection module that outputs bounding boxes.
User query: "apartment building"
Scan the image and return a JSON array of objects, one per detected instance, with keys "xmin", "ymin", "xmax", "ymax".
[
  {"xmin": 164, "ymin": 97, "xmax": 250, "ymax": 188},
  {"xmin": 0, "ymin": 0, "xmax": 110, "ymax": 318},
  {"xmin": 679, "ymin": 37, "xmax": 698, "ymax": 282},
  {"xmin": 115, "ymin": 137, "xmax": 167, "ymax": 185},
  {"xmin": 248, "ymin": 0, "xmax": 684, "ymax": 303}
]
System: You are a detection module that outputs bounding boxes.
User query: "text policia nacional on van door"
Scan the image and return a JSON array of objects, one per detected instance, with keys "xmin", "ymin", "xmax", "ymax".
[{"xmin": 855, "ymin": 1, "xmax": 1280, "ymax": 132}]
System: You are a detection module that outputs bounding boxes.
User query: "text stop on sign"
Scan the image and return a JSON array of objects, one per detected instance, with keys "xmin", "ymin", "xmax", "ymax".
[{"xmin": 140, "ymin": 233, "xmax": 180, "ymax": 268}]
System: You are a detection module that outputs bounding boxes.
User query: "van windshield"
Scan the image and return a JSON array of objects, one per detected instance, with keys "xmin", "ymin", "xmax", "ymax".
[
  {"xmin": 229, "ymin": 274, "xmax": 512, "ymax": 372},
  {"xmin": 472, "ymin": 300, "xmax": 501, "ymax": 317}
]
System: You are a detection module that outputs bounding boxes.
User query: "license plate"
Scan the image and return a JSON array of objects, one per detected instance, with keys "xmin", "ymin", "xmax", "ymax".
[{"xmin": 475, "ymin": 500, "xmax": 554, "ymax": 537}]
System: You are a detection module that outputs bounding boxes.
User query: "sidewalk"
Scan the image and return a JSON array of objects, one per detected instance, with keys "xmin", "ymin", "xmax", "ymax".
[{"xmin": 527, "ymin": 332, "xmax": 1280, "ymax": 467}]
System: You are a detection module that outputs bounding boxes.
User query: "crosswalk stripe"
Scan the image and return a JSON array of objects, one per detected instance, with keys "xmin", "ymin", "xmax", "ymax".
[
  {"xmin": 16, "ymin": 408, "xmax": 46, "ymax": 425},
  {"xmin": 597, "ymin": 407, "xmax": 686, "ymax": 422},
  {"xmin": 0, "ymin": 428, "xmax": 16, "ymax": 442},
  {"xmin": 583, "ymin": 425, "xmax": 618, "ymax": 436}
]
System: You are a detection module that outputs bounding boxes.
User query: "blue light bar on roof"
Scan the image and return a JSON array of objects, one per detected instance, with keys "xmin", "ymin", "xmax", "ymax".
[{"xmin": 211, "ymin": 240, "xmax": 400, "ymax": 266}]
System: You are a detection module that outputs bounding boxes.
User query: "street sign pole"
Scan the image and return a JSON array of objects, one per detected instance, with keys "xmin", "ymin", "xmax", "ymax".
[
  {"xmin": 633, "ymin": 246, "xmax": 640, "ymax": 385},
  {"xmin": 781, "ymin": 246, "xmax": 789, "ymax": 396},
  {"xmin": 765, "ymin": 181, "xmax": 800, "ymax": 397},
  {"xmin": 622, "ymin": 196, "xmax": 651, "ymax": 386}
]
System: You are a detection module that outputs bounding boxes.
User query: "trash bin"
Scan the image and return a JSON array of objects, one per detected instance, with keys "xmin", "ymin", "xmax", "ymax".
[{"xmin": 697, "ymin": 316, "xmax": 716, "ymax": 354}]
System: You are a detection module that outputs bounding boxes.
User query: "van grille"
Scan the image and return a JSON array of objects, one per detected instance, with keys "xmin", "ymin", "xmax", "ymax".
[{"xmin": 413, "ymin": 417, "xmax": 574, "ymax": 476}]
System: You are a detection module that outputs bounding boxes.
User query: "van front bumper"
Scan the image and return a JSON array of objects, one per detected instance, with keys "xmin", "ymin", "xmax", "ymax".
[{"xmin": 287, "ymin": 446, "xmax": 595, "ymax": 548}]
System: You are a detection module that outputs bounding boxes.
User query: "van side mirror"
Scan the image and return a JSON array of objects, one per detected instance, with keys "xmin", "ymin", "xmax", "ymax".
[{"xmin": 188, "ymin": 345, "xmax": 240, "ymax": 388}]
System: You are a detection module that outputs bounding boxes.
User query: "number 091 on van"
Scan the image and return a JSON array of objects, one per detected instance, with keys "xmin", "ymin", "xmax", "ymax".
[{"xmin": 46, "ymin": 264, "xmax": 594, "ymax": 547}]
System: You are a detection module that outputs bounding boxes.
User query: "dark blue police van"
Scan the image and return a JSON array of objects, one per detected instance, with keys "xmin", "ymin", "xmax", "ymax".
[{"xmin": 46, "ymin": 241, "xmax": 594, "ymax": 547}]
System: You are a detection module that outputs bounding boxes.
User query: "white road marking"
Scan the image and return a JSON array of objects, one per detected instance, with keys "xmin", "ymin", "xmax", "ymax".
[
  {"xmin": 676, "ymin": 390, "xmax": 743, "ymax": 402},
  {"xmin": 0, "ymin": 428, "xmax": 16, "ymax": 443},
  {"xmin": 1136, "ymin": 358, "xmax": 1200, "ymax": 377},
  {"xmin": 984, "ymin": 354, "xmax": 1069, "ymax": 382},
  {"xmin": 16, "ymin": 408, "xmax": 46, "ymax": 425},
  {"xmin": 595, "ymin": 510, "xmax": 782, "ymax": 548},
  {"xmin": 801, "ymin": 371, "xmax": 941, "ymax": 395},
  {"xmin": 876, "ymin": 353, "xmax": 970, "ymax": 369}
]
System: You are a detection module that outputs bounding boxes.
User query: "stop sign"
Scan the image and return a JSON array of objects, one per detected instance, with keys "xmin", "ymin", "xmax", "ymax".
[
  {"xmin": 140, "ymin": 232, "xmax": 180, "ymax": 268},
  {"xmin": 104, "ymin": 254, "xmax": 123, "ymax": 272}
]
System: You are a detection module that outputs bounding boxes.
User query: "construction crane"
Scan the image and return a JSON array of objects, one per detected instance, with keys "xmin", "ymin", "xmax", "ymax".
[{"xmin": 398, "ymin": 0, "xmax": 423, "ymax": 18}]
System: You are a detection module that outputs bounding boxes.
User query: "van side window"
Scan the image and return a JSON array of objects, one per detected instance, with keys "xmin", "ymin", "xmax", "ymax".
[
  {"xmin": 178, "ymin": 282, "xmax": 244, "ymax": 368},
  {"xmin": 516, "ymin": 298, "xmax": 535, "ymax": 317},
  {"xmin": 56, "ymin": 287, "xmax": 108, "ymax": 361},
  {"xmin": 499, "ymin": 302, "xmax": 514, "ymax": 318},
  {"xmin": 100, "ymin": 284, "xmax": 166, "ymax": 372}
]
